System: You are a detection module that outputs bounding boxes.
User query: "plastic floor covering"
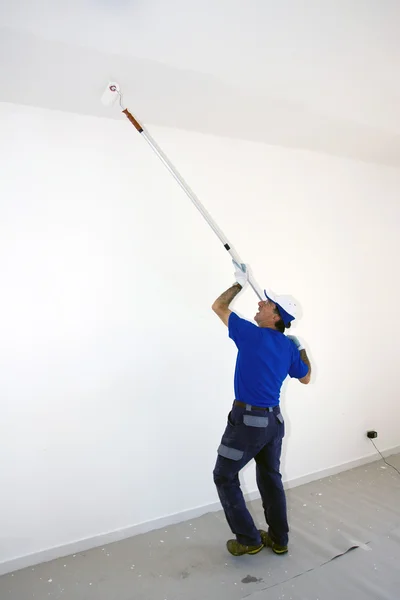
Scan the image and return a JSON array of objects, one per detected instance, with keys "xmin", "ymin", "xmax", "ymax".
[{"xmin": 1, "ymin": 453, "xmax": 399, "ymax": 600}]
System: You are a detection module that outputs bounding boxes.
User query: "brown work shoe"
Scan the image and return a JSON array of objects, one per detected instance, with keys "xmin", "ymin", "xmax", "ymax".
[
  {"xmin": 226, "ymin": 539, "xmax": 264, "ymax": 556},
  {"xmin": 259, "ymin": 530, "xmax": 288, "ymax": 555}
]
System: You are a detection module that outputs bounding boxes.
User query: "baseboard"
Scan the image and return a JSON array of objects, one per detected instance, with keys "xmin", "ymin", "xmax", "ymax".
[
  {"xmin": 1, "ymin": 445, "xmax": 399, "ymax": 577},
  {"xmin": 0, "ymin": 502, "xmax": 225, "ymax": 577},
  {"xmin": 282, "ymin": 444, "xmax": 400, "ymax": 490}
]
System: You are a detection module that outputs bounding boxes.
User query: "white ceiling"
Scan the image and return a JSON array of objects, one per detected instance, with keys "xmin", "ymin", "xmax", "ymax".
[{"xmin": 1, "ymin": 0, "xmax": 400, "ymax": 165}]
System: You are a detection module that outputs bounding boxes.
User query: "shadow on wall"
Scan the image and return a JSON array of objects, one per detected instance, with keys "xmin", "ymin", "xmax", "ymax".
[{"xmin": 1, "ymin": 26, "xmax": 399, "ymax": 167}]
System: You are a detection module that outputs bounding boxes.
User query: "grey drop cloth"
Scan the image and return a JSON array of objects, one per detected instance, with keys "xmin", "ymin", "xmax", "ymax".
[{"xmin": 1, "ymin": 454, "xmax": 399, "ymax": 600}]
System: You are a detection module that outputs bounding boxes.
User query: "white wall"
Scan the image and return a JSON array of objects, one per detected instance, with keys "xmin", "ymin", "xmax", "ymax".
[{"xmin": 1, "ymin": 102, "xmax": 399, "ymax": 570}]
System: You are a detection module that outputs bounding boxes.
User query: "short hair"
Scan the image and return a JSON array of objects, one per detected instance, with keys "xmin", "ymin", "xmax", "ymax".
[{"xmin": 273, "ymin": 306, "xmax": 292, "ymax": 333}]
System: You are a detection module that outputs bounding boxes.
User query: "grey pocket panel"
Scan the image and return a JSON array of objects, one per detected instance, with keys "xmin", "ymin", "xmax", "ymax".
[
  {"xmin": 243, "ymin": 415, "xmax": 269, "ymax": 428},
  {"xmin": 277, "ymin": 413, "xmax": 284, "ymax": 424},
  {"xmin": 217, "ymin": 444, "xmax": 244, "ymax": 461}
]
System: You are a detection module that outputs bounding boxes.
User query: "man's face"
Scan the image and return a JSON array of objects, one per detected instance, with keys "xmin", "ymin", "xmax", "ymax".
[{"xmin": 254, "ymin": 300, "xmax": 280, "ymax": 327}]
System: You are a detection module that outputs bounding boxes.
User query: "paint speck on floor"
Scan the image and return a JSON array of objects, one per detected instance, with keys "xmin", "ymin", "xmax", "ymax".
[
  {"xmin": 181, "ymin": 570, "xmax": 190, "ymax": 579},
  {"xmin": 47, "ymin": 579, "xmax": 52, "ymax": 583},
  {"xmin": 242, "ymin": 575, "xmax": 263, "ymax": 584}
]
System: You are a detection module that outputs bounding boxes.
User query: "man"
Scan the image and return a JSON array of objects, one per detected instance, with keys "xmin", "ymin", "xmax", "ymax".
[{"xmin": 212, "ymin": 261, "xmax": 311, "ymax": 557}]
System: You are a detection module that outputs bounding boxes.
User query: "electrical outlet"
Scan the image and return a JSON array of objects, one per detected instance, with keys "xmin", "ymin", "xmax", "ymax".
[{"xmin": 367, "ymin": 430, "xmax": 378, "ymax": 439}]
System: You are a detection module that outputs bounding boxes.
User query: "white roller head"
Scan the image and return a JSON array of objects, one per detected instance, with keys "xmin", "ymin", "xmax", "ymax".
[{"xmin": 101, "ymin": 82, "xmax": 121, "ymax": 107}]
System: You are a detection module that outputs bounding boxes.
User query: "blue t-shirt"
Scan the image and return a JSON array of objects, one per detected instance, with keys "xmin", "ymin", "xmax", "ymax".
[{"xmin": 228, "ymin": 312, "xmax": 308, "ymax": 407}]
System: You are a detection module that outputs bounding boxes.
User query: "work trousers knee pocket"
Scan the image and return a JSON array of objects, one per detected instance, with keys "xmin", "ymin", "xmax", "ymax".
[
  {"xmin": 213, "ymin": 444, "xmax": 244, "ymax": 487},
  {"xmin": 217, "ymin": 445, "xmax": 244, "ymax": 461}
]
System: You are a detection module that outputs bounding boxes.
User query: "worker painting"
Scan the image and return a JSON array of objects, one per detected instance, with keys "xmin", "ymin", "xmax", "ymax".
[{"xmin": 212, "ymin": 261, "xmax": 311, "ymax": 556}]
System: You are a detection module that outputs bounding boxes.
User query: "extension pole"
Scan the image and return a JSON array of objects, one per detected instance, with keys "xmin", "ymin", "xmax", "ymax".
[{"xmin": 102, "ymin": 83, "xmax": 264, "ymax": 300}]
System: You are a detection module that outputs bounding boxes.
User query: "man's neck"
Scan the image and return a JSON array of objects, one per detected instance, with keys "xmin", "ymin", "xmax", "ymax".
[{"xmin": 258, "ymin": 321, "xmax": 278, "ymax": 330}]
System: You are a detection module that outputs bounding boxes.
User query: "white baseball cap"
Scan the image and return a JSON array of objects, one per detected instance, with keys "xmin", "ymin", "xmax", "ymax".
[{"xmin": 264, "ymin": 290, "xmax": 298, "ymax": 326}]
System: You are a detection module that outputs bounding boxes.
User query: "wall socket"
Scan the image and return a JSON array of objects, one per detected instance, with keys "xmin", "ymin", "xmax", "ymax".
[{"xmin": 367, "ymin": 430, "xmax": 378, "ymax": 439}]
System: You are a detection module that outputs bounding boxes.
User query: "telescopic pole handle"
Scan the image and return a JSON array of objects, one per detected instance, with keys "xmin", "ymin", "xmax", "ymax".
[{"xmin": 122, "ymin": 109, "xmax": 264, "ymax": 301}]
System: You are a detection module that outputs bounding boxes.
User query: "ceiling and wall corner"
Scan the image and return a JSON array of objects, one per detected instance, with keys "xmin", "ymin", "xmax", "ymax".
[{"xmin": 1, "ymin": 0, "xmax": 400, "ymax": 166}]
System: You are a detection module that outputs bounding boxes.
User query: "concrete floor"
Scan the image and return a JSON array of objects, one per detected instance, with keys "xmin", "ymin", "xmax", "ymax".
[{"xmin": 1, "ymin": 453, "xmax": 400, "ymax": 600}]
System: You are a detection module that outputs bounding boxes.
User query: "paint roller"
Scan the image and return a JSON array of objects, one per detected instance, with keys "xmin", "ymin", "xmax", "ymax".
[{"xmin": 101, "ymin": 82, "xmax": 264, "ymax": 300}]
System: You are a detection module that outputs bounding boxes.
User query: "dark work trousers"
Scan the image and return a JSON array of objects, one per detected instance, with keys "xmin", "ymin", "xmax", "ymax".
[{"xmin": 213, "ymin": 402, "xmax": 289, "ymax": 547}]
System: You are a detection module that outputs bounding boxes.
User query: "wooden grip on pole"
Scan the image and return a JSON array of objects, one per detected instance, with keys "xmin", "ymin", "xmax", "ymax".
[{"xmin": 123, "ymin": 109, "xmax": 143, "ymax": 133}]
